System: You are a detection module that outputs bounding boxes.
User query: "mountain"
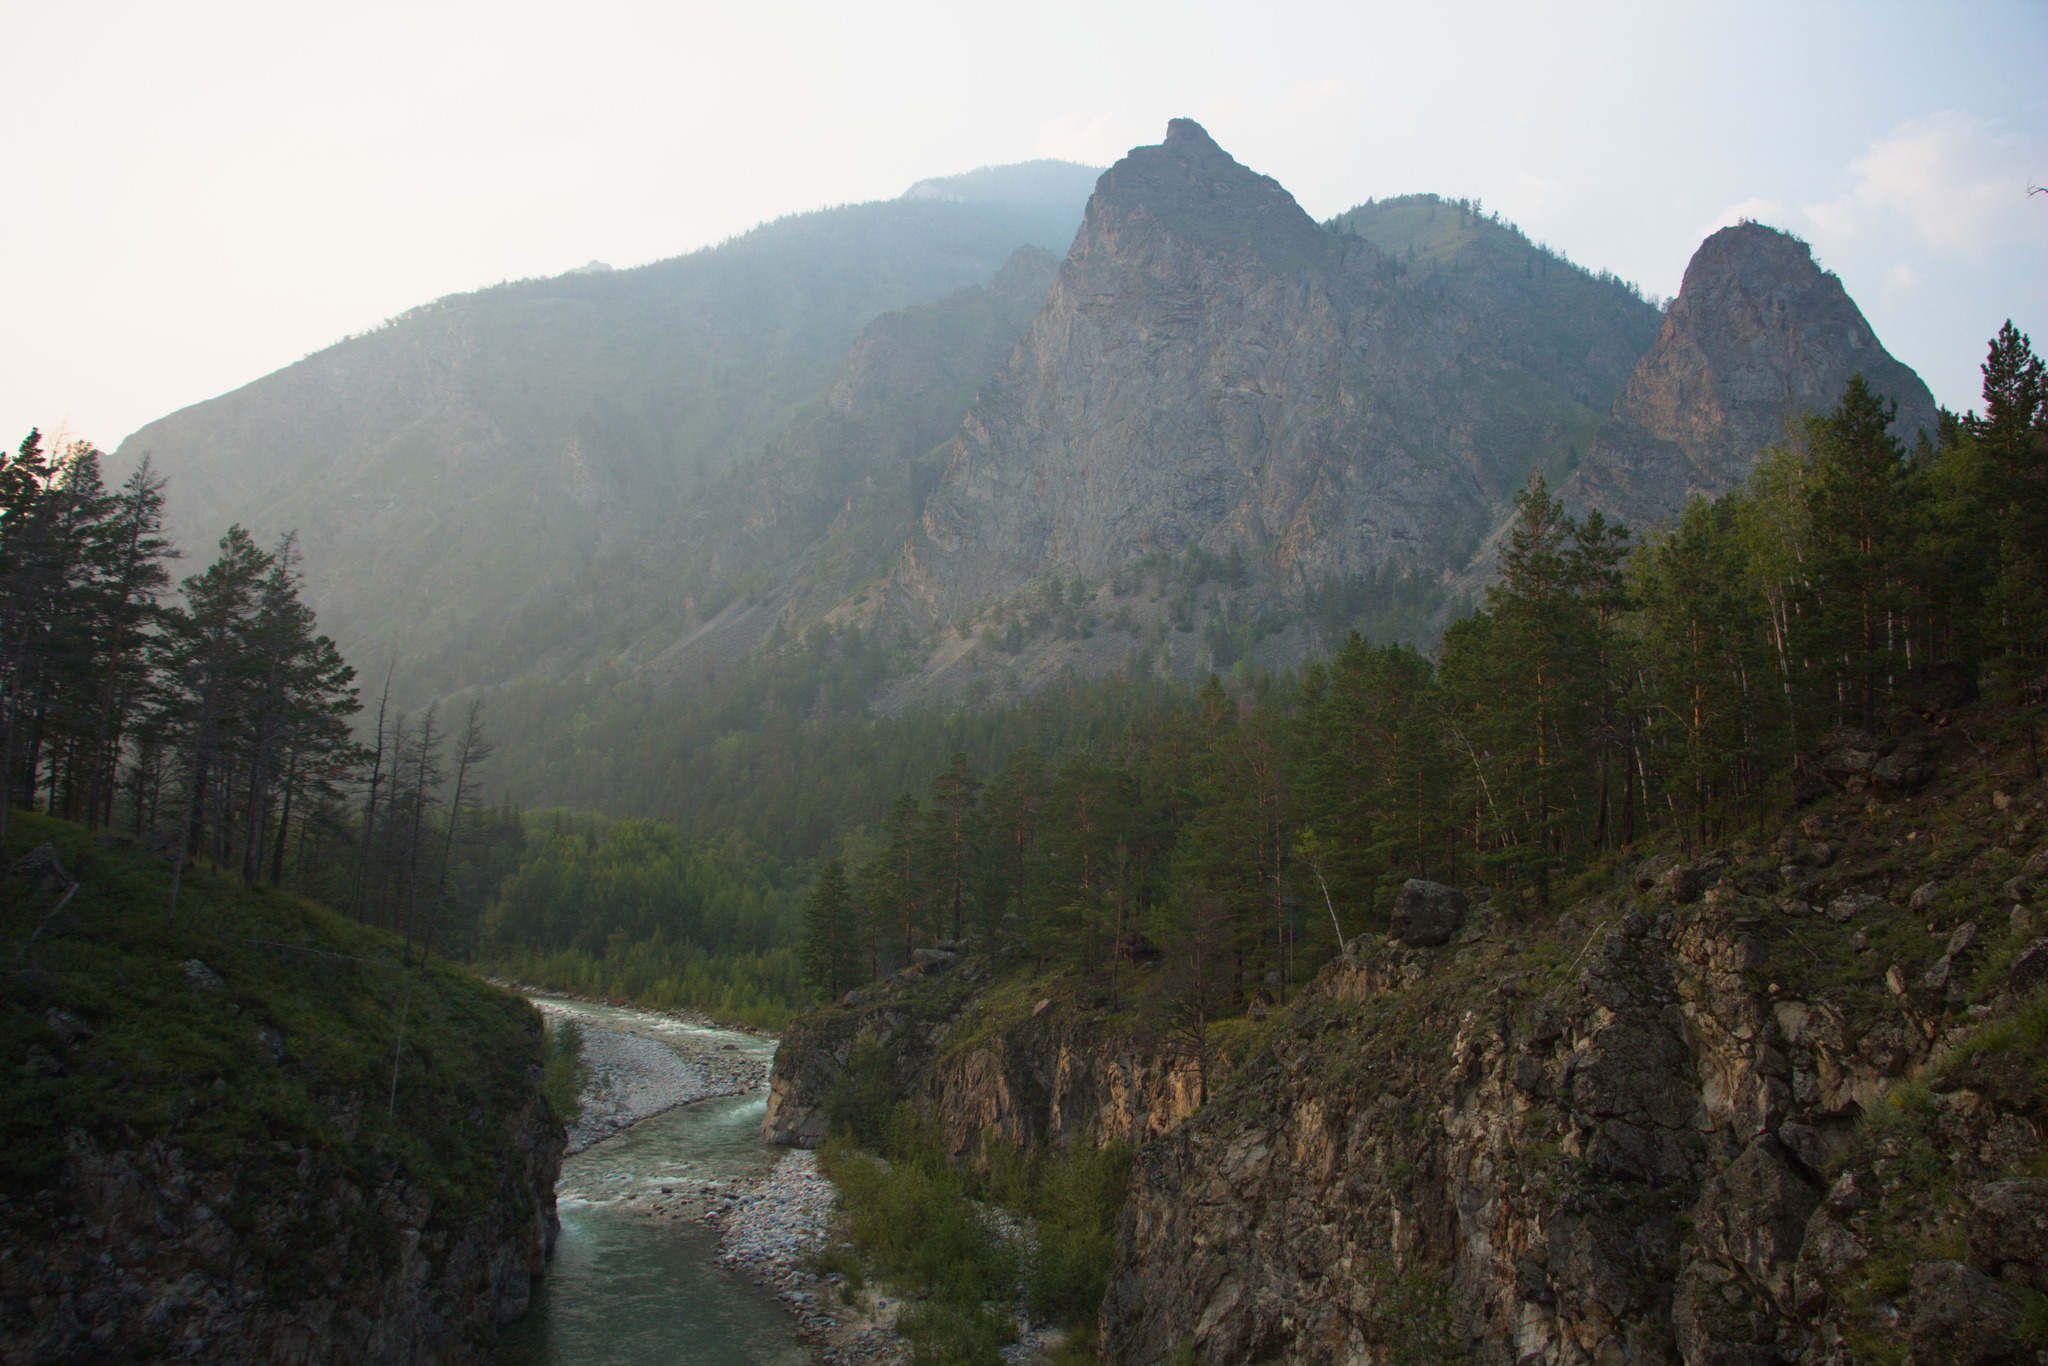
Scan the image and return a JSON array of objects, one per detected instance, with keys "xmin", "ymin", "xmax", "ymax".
[
  {"xmin": 1563, "ymin": 221, "xmax": 1940, "ymax": 527},
  {"xmin": 113, "ymin": 169, "xmax": 1097, "ymax": 698},
  {"xmin": 114, "ymin": 123, "xmax": 1941, "ymax": 731}
]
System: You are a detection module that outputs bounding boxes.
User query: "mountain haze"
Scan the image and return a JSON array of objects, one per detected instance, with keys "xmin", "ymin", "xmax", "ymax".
[{"xmin": 115, "ymin": 173, "xmax": 1097, "ymax": 697}]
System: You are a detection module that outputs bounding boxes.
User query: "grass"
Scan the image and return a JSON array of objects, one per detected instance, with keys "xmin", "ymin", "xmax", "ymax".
[{"xmin": 0, "ymin": 810, "xmax": 547, "ymax": 1218}]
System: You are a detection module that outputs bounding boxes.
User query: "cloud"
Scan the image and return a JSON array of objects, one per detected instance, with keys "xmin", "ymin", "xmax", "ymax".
[
  {"xmin": 1804, "ymin": 111, "xmax": 2045, "ymax": 257},
  {"xmin": 1885, "ymin": 262, "xmax": 1918, "ymax": 291}
]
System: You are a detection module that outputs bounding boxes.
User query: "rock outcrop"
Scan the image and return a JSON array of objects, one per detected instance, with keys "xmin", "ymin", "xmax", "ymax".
[
  {"xmin": 766, "ymin": 708, "xmax": 2048, "ymax": 1364},
  {"xmin": 764, "ymin": 966, "xmax": 1215, "ymax": 1155},
  {"xmin": 0, "ymin": 1091, "xmax": 560, "ymax": 1364},
  {"xmin": 1565, "ymin": 222, "xmax": 1939, "ymax": 529},
  {"xmin": 0, "ymin": 818, "xmax": 565, "ymax": 1364}
]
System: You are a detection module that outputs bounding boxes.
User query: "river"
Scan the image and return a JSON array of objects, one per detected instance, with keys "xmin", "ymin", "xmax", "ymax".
[{"xmin": 496, "ymin": 999, "xmax": 808, "ymax": 1366}]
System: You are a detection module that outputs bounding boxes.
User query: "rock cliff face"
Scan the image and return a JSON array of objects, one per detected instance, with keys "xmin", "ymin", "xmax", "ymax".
[
  {"xmin": 883, "ymin": 120, "xmax": 1637, "ymax": 630},
  {"xmin": 764, "ymin": 970, "xmax": 1214, "ymax": 1155},
  {"xmin": 1102, "ymin": 726, "xmax": 2047, "ymax": 1365},
  {"xmin": 1565, "ymin": 223, "xmax": 1939, "ymax": 529},
  {"xmin": 0, "ymin": 817, "xmax": 565, "ymax": 1364},
  {"xmin": 0, "ymin": 1089, "xmax": 560, "ymax": 1364}
]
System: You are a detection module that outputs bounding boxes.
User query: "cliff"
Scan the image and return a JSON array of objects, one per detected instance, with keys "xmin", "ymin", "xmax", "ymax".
[
  {"xmin": 764, "ymin": 966, "xmax": 1219, "ymax": 1156},
  {"xmin": 1564, "ymin": 222, "xmax": 1940, "ymax": 530},
  {"xmin": 1103, "ymin": 711, "xmax": 2047, "ymax": 1365},
  {"xmin": 0, "ymin": 814, "xmax": 563, "ymax": 1363}
]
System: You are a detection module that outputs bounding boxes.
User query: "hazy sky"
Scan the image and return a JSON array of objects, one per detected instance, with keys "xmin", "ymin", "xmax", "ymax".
[{"xmin": 4, "ymin": 0, "xmax": 2043, "ymax": 449}]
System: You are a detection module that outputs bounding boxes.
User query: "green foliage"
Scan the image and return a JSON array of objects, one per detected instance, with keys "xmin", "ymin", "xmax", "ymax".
[
  {"xmin": 821, "ymin": 1114, "xmax": 1020, "ymax": 1366},
  {"xmin": 539, "ymin": 1017, "xmax": 586, "ymax": 1123},
  {"xmin": 819, "ymin": 1086, "xmax": 1132, "ymax": 1365},
  {"xmin": 823, "ymin": 1033, "xmax": 900, "ymax": 1149},
  {"xmin": 0, "ymin": 810, "xmax": 544, "ymax": 1218},
  {"xmin": 1020, "ymin": 1140, "xmax": 1132, "ymax": 1326},
  {"xmin": 477, "ymin": 812, "xmax": 806, "ymax": 1025},
  {"xmin": 801, "ymin": 858, "xmax": 861, "ymax": 1002}
]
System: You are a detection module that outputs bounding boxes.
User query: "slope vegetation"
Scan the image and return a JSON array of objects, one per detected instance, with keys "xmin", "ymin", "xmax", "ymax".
[{"xmin": 0, "ymin": 812, "xmax": 561, "ymax": 1363}]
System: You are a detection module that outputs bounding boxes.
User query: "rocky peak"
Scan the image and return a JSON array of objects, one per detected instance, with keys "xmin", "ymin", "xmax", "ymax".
[
  {"xmin": 1087, "ymin": 118, "xmax": 1333, "ymax": 270},
  {"xmin": 1566, "ymin": 221, "xmax": 1938, "ymax": 527}
]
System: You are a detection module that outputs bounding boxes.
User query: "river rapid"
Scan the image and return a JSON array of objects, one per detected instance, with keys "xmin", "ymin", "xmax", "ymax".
[{"xmin": 496, "ymin": 998, "xmax": 808, "ymax": 1366}]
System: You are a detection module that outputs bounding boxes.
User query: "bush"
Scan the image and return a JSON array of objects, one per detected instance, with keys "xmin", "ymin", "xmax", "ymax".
[
  {"xmin": 539, "ymin": 1017, "xmax": 586, "ymax": 1123},
  {"xmin": 823, "ymin": 1033, "xmax": 899, "ymax": 1148}
]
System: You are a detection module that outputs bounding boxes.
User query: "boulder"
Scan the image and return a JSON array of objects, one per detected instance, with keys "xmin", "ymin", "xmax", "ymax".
[
  {"xmin": 1110, "ymin": 930, "xmax": 1163, "ymax": 963},
  {"xmin": 1871, "ymin": 741, "xmax": 1936, "ymax": 794},
  {"xmin": 1389, "ymin": 879, "xmax": 1468, "ymax": 948},
  {"xmin": 910, "ymin": 947, "xmax": 959, "ymax": 973},
  {"xmin": 181, "ymin": 959, "xmax": 226, "ymax": 992},
  {"xmin": 1815, "ymin": 728, "xmax": 1880, "ymax": 792},
  {"xmin": 1971, "ymin": 1179, "xmax": 2048, "ymax": 1291},
  {"xmin": 1662, "ymin": 857, "xmax": 1728, "ymax": 904},
  {"xmin": 1908, "ymin": 1259, "xmax": 2023, "ymax": 1365},
  {"xmin": 2010, "ymin": 938, "xmax": 2048, "ymax": 995},
  {"xmin": 1825, "ymin": 892, "xmax": 1890, "ymax": 923}
]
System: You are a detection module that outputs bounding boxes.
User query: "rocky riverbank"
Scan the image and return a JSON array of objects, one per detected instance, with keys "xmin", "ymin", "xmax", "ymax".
[{"xmin": 710, "ymin": 1149, "xmax": 914, "ymax": 1366}]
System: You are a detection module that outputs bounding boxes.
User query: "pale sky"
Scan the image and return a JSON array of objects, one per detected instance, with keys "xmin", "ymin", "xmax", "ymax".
[{"xmin": 4, "ymin": 0, "xmax": 2043, "ymax": 451}]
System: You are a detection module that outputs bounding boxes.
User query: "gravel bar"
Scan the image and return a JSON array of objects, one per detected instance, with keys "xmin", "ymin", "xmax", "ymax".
[{"xmin": 535, "ymin": 1000, "xmax": 768, "ymax": 1154}]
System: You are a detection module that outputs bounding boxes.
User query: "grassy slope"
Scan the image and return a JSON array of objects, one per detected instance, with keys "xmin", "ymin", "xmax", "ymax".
[{"xmin": 0, "ymin": 811, "xmax": 548, "ymax": 1213}]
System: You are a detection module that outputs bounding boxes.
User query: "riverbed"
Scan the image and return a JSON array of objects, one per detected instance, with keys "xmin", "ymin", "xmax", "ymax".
[{"xmin": 495, "ymin": 998, "xmax": 808, "ymax": 1366}]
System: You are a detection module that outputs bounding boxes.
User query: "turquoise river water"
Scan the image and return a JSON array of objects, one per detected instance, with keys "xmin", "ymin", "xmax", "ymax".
[{"xmin": 496, "ymin": 1000, "xmax": 806, "ymax": 1366}]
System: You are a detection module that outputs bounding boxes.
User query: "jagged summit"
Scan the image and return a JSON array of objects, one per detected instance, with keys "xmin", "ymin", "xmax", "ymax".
[
  {"xmin": 1089, "ymin": 119, "xmax": 1333, "ymax": 269},
  {"xmin": 1565, "ymin": 220, "xmax": 1939, "ymax": 526}
]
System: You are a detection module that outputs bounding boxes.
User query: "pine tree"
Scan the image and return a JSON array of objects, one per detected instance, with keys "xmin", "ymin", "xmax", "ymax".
[
  {"xmin": 1804, "ymin": 375, "xmax": 1915, "ymax": 728},
  {"xmin": 1970, "ymin": 323, "xmax": 2048, "ymax": 675},
  {"xmin": 800, "ymin": 858, "xmax": 860, "ymax": 1001}
]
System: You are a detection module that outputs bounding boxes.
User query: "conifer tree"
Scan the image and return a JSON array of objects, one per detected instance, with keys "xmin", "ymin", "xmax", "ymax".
[
  {"xmin": 1804, "ymin": 375, "xmax": 1915, "ymax": 727},
  {"xmin": 800, "ymin": 858, "xmax": 860, "ymax": 1001}
]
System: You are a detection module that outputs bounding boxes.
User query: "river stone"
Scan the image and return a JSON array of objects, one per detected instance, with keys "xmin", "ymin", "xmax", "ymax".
[{"xmin": 1389, "ymin": 879, "xmax": 1467, "ymax": 948}]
